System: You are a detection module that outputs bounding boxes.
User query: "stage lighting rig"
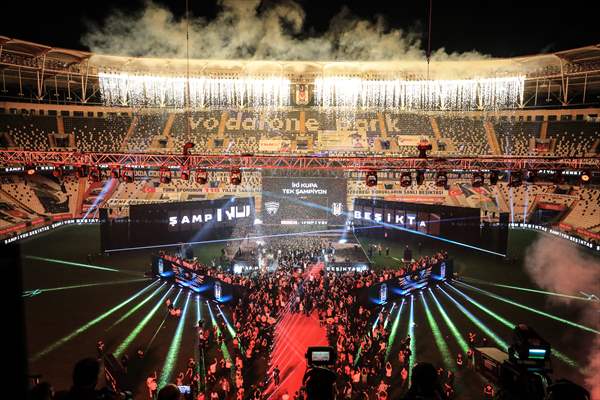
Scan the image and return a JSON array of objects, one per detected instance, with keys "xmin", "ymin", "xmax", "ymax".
[
  {"xmin": 160, "ymin": 169, "xmax": 172, "ymax": 184},
  {"xmin": 435, "ymin": 171, "xmax": 448, "ymax": 188},
  {"xmin": 89, "ymin": 168, "xmax": 101, "ymax": 182},
  {"xmin": 416, "ymin": 170, "xmax": 426, "ymax": 185},
  {"xmin": 181, "ymin": 167, "xmax": 190, "ymax": 181},
  {"xmin": 580, "ymin": 170, "xmax": 591, "ymax": 185},
  {"xmin": 52, "ymin": 165, "xmax": 63, "ymax": 178},
  {"xmin": 365, "ymin": 171, "xmax": 378, "ymax": 187},
  {"xmin": 76, "ymin": 165, "xmax": 89, "ymax": 178},
  {"xmin": 417, "ymin": 138, "xmax": 432, "ymax": 158},
  {"xmin": 509, "ymin": 171, "xmax": 523, "ymax": 188},
  {"xmin": 230, "ymin": 168, "xmax": 242, "ymax": 185},
  {"xmin": 472, "ymin": 172, "xmax": 484, "ymax": 188},
  {"xmin": 525, "ymin": 170, "xmax": 537, "ymax": 183},
  {"xmin": 400, "ymin": 172, "xmax": 412, "ymax": 187},
  {"xmin": 196, "ymin": 169, "xmax": 208, "ymax": 185},
  {"xmin": 489, "ymin": 171, "xmax": 499, "ymax": 185},
  {"xmin": 110, "ymin": 168, "xmax": 120, "ymax": 179}
]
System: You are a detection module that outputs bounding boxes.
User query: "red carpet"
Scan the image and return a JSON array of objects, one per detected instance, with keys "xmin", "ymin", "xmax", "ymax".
[{"xmin": 266, "ymin": 263, "xmax": 328, "ymax": 399}]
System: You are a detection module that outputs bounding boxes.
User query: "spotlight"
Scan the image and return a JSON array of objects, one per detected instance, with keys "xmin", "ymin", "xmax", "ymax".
[
  {"xmin": 110, "ymin": 168, "xmax": 120, "ymax": 179},
  {"xmin": 525, "ymin": 170, "xmax": 537, "ymax": 183},
  {"xmin": 400, "ymin": 172, "xmax": 412, "ymax": 187},
  {"xmin": 52, "ymin": 166, "xmax": 63, "ymax": 178},
  {"xmin": 230, "ymin": 168, "xmax": 242, "ymax": 185},
  {"xmin": 435, "ymin": 171, "xmax": 448, "ymax": 188},
  {"xmin": 25, "ymin": 165, "xmax": 36, "ymax": 175},
  {"xmin": 181, "ymin": 168, "xmax": 190, "ymax": 181},
  {"xmin": 509, "ymin": 171, "xmax": 523, "ymax": 188},
  {"xmin": 472, "ymin": 172, "xmax": 484, "ymax": 188},
  {"xmin": 416, "ymin": 170, "xmax": 425, "ymax": 186},
  {"xmin": 160, "ymin": 169, "xmax": 172, "ymax": 184},
  {"xmin": 366, "ymin": 171, "xmax": 378, "ymax": 187},
  {"xmin": 89, "ymin": 168, "xmax": 101, "ymax": 183},
  {"xmin": 196, "ymin": 169, "xmax": 208, "ymax": 185},
  {"xmin": 580, "ymin": 170, "xmax": 591, "ymax": 185},
  {"xmin": 489, "ymin": 171, "xmax": 499, "ymax": 186},
  {"xmin": 553, "ymin": 170, "xmax": 565, "ymax": 185}
]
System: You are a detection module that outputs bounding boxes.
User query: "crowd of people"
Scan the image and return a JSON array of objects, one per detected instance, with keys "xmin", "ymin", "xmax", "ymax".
[{"xmin": 27, "ymin": 240, "xmax": 499, "ymax": 400}]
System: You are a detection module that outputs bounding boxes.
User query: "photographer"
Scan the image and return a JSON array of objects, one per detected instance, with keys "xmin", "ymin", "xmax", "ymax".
[
  {"xmin": 303, "ymin": 347, "xmax": 337, "ymax": 400},
  {"xmin": 55, "ymin": 357, "xmax": 118, "ymax": 400}
]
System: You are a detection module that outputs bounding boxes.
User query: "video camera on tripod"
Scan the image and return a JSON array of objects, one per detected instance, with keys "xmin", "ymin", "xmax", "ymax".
[
  {"xmin": 473, "ymin": 324, "xmax": 589, "ymax": 400},
  {"xmin": 303, "ymin": 346, "xmax": 337, "ymax": 400}
]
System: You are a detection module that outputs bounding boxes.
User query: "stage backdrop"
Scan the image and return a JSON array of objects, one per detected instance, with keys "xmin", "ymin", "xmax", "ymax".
[
  {"xmin": 261, "ymin": 175, "xmax": 347, "ymax": 227},
  {"xmin": 100, "ymin": 197, "xmax": 254, "ymax": 250},
  {"xmin": 352, "ymin": 199, "xmax": 508, "ymax": 255}
]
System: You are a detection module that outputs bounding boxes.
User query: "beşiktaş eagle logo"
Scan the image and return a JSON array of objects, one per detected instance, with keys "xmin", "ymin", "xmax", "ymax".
[
  {"xmin": 264, "ymin": 201, "xmax": 280, "ymax": 215},
  {"xmin": 331, "ymin": 202, "xmax": 343, "ymax": 216}
]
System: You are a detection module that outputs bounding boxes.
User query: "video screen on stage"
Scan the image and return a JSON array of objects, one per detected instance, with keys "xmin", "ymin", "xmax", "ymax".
[
  {"xmin": 353, "ymin": 199, "xmax": 508, "ymax": 255},
  {"xmin": 261, "ymin": 175, "xmax": 347, "ymax": 226},
  {"xmin": 101, "ymin": 197, "xmax": 254, "ymax": 250}
]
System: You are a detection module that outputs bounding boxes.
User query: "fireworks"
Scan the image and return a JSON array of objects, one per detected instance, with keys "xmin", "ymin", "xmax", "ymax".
[
  {"xmin": 314, "ymin": 76, "xmax": 525, "ymax": 110},
  {"xmin": 98, "ymin": 72, "xmax": 291, "ymax": 108}
]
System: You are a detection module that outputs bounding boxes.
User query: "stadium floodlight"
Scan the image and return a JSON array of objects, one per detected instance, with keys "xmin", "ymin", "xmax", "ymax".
[
  {"xmin": 509, "ymin": 171, "xmax": 522, "ymax": 188},
  {"xmin": 366, "ymin": 171, "xmax": 378, "ymax": 187},
  {"xmin": 400, "ymin": 172, "xmax": 412, "ymax": 187},
  {"xmin": 525, "ymin": 170, "xmax": 537, "ymax": 183},
  {"xmin": 580, "ymin": 170, "xmax": 591, "ymax": 185},
  {"xmin": 489, "ymin": 170, "xmax": 499, "ymax": 185},
  {"xmin": 416, "ymin": 170, "xmax": 426, "ymax": 186},
  {"xmin": 435, "ymin": 171, "xmax": 448, "ymax": 188},
  {"xmin": 196, "ymin": 169, "xmax": 208, "ymax": 185},
  {"xmin": 230, "ymin": 168, "xmax": 242, "ymax": 185},
  {"xmin": 472, "ymin": 172, "xmax": 484, "ymax": 188}
]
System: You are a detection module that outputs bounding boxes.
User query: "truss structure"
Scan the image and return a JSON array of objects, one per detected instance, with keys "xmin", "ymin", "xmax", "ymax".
[{"xmin": 2, "ymin": 150, "xmax": 598, "ymax": 172}]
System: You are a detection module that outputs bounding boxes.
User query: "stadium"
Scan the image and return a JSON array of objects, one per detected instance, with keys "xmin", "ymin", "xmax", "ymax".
[{"xmin": 2, "ymin": 1, "xmax": 600, "ymax": 400}]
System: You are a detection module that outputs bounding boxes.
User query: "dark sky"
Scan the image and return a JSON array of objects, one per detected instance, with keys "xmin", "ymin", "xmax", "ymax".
[{"xmin": 3, "ymin": 0, "xmax": 598, "ymax": 58}]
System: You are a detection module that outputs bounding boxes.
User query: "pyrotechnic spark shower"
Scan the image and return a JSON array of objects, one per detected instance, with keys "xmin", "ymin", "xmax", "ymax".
[
  {"xmin": 314, "ymin": 76, "xmax": 525, "ymax": 110},
  {"xmin": 99, "ymin": 73, "xmax": 291, "ymax": 108}
]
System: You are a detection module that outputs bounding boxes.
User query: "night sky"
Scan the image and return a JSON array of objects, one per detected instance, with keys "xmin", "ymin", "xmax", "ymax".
[{"xmin": 3, "ymin": 0, "xmax": 598, "ymax": 58}]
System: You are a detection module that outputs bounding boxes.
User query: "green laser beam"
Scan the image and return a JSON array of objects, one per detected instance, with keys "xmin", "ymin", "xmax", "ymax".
[
  {"xmin": 438, "ymin": 286, "xmax": 509, "ymax": 351},
  {"xmin": 159, "ymin": 292, "xmax": 191, "ymax": 388},
  {"xmin": 455, "ymin": 281, "xmax": 600, "ymax": 335},
  {"xmin": 114, "ymin": 285, "xmax": 174, "ymax": 358},
  {"xmin": 460, "ymin": 277, "xmax": 594, "ymax": 302},
  {"xmin": 408, "ymin": 296, "xmax": 416, "ymax": 382},
  {"xmin": 207, "ymin": 301, "xmax": 232, "ymax": 364},
  {"xmin": 446, "ymin": 283, "xmax": 580, "ymax": 369},
  {"xmin": 25, "ymin": 255, "xmax": 139, "ymax": 275},
  {"xmin": 355, "ymin": 305, "xmax": 387, "ymax": 365},
  {"xmin": 385, "ymin": 299, "xmax": 405, "ymax": 361},
  {"xmin": 23, "ymin": 278, "xmax": 152, "ymax": 297},
  {"xmin": 420, "ymin": 292, "xmax": 453, "ymax": 370},
  {"xmin": 428, "ymin": 288, "xmax": 469, "ymax": 353},
  {"xmin": 383, "ymin": 302, "xmax": 397, "ymax": 330},
  {"xmin": 31, "ymin": 280, "xmax": 159, "ymax": 361},
  {"xmin": 145, "ymin": 289, "xmax": 183, "ymax": 353},
  {"xmin": 107, "ymin": 282, "xmax": 167, "ymax": 331}
]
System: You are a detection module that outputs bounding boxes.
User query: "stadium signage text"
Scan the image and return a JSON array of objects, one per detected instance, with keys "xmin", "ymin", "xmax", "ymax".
[
  {"xmin": 168, "ymin": 205, "xmax": 251, "ymax": 227},
  {"xmin": 353, "ymin": 210, "xmax": 427, "ymax": 228}
]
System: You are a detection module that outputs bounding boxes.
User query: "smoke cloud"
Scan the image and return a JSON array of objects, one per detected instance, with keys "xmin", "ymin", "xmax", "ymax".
[
  {"xmin": 81, "ymin": 0, "xmax": 488, "ymax": 62},
  {"xmin": 524, "ymin": 236, "xmax": 600, "ymax": 399}
]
